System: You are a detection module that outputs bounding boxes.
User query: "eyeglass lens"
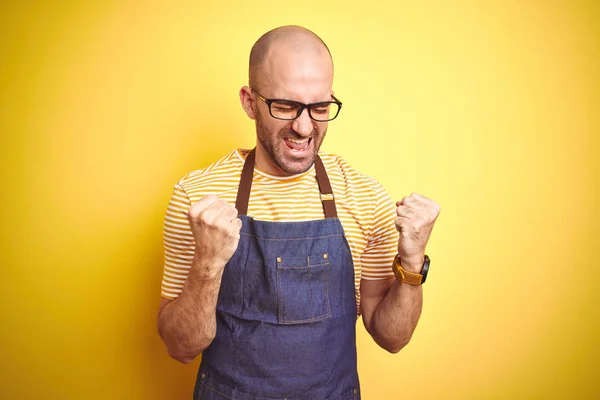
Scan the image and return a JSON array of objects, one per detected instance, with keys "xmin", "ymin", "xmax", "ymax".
[{"xmin": 270, "ymin": 100, "xmax": 340, "ymax": 121}]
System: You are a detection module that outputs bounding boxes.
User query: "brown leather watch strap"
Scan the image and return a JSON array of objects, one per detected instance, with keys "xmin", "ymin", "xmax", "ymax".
[{"xmin": 393, "ymin": 255, "xmax": 423, "ymax": 285}]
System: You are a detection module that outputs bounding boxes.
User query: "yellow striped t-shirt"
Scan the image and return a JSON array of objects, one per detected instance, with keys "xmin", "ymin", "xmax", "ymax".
[{"xmin": 161, "ymin": 149, "xmax": 398, "ymax": 312}]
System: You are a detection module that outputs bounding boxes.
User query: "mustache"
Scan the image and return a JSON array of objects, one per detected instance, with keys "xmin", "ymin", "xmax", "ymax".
[{"xmin": 280, "ymin": 129, "xmax": 318, "ymax": 140}]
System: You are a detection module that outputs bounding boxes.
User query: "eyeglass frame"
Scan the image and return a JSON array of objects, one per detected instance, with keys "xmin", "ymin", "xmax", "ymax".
[{"xmin": 250, "ymin": 88, "xmax": 343, "ymax": 122}]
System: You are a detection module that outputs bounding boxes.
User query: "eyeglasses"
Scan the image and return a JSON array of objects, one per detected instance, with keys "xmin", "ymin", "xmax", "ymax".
[{"xmin": 251, "ymin": 88, "xmax": 342, "ymax": 122}]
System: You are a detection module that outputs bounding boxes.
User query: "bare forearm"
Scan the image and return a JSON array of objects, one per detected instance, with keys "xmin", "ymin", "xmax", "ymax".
[
  {"xmin": 370, "ymin": 280, "xmax": 423, "ymax": 353},
  {"xmin": 158, "ymin": 259, "xmax": 223, "ymax": 363}
]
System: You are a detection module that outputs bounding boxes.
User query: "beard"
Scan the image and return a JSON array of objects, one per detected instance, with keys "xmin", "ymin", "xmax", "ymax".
[{"xmin": 255, "ymin": 109, "xmax": 327, "ymax": 175}]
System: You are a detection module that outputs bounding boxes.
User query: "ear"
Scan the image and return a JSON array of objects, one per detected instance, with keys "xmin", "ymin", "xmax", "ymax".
[{"xmin": 239, "ymin": 86, "xmax": 257, "ymax": 120}]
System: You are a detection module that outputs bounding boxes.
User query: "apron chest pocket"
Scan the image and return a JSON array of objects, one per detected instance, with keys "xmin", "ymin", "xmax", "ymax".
[{"xmin": 276, "ymin": 254, "xmax": 332, "ymax": 324}]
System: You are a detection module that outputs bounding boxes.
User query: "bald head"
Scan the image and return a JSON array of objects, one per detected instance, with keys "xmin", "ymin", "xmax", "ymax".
[{"xmin": 249, "ymin": 26, "xmax": 333, "ymax": 90}]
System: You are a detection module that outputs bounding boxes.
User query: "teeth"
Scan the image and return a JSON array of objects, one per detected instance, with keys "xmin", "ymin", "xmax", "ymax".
[{"xmin": 288, "ymin": 138, "xmax": 308, "ymax": 144}]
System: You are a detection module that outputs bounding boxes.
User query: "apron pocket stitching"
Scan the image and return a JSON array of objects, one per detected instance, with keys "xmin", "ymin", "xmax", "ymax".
[
  {"xmin": 276, "ymin": 255, "xmax": 331, "ymax": 324},
  {"xmin": 201, "ymin": 380, "xmax": 236, "ymax": 400}
]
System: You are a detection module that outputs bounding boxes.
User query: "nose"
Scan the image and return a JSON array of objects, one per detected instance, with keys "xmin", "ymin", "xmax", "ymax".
[{"xmin": 292, "ymin": 107, "xmax": 314, "ymax": 137}]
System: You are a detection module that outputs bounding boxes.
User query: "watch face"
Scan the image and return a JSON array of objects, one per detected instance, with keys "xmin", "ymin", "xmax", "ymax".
[{"xmin": 421, "ymin": 255, "xmax": 430, "ymax": 284}]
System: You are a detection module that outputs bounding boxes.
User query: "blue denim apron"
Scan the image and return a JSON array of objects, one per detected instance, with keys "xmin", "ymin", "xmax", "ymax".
[{"xmin": 193, "ymin": 149, "xmax": 360, "ymax": 400}]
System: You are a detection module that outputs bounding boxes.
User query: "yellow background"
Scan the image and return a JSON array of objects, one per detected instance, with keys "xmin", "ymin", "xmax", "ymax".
[{"xmin": 1, "ymin": 1, "xmax": 598, "ymax": 399}]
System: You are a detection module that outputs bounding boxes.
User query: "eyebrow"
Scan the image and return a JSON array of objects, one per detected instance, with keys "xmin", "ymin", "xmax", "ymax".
[{"xmin": 272, "ymin": 95, "xmax": 335, "ymax": 104}]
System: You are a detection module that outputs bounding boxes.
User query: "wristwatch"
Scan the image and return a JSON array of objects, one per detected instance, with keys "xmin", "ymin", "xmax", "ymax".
[{"xmin": 392, "ymin": 254, "xmax": 430, "ymax": 285}]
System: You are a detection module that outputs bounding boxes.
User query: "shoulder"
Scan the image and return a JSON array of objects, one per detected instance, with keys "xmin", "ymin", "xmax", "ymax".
[
  {"xmin": 176, "ymin": 149, "xmax": 244, "ymax": 194},
  {"xmin": 318, "ymin": 152, "xmax": 381, "ymax": 193},
  {"xmin": 172, "ymin": 150, "xmax": 245, "ymax": 205}
]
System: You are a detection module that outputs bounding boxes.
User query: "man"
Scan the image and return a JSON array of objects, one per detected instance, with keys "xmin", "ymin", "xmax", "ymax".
[{"xmin": 157, "ymin": 25, "xmax": 440, "ymax": 399}]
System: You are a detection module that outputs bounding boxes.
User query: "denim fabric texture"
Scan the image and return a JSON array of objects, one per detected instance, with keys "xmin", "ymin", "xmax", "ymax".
[{"xmin": 193, "ymin": 214, "xmax": 361, "ymax": 399}]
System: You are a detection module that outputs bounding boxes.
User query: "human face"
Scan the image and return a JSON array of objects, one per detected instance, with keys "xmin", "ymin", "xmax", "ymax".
[
  {"xmin": 254, "ymin": 101, "xmax": 328, "ymax": 176},
  {"xmin": 253, "ymin": 51, "xmax": 334, "ymax": 176}
]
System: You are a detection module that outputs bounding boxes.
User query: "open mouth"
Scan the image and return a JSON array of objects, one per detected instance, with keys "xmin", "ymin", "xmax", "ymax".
[{"xmin": 284, "ymin": 137, "xmax": 312, "ymax": 152}]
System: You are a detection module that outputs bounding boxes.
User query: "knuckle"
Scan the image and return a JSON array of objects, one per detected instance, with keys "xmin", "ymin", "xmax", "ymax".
[
  {"xmin": 186, "ymin": 207, "xmax": 195, "ymax": 218},
  {"xmin": 200, "ymin": 208, "xmax": 218, "ymax": 224},
  {"xmin": 199, "ymin": 194, "xmax": 217, "ymax": 207},
  {"xmin": 187, "ymin": 204, "xmax": 201, "ymax": 219}
]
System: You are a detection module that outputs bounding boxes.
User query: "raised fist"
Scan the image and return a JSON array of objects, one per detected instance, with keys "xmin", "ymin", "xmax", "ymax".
[
  {"xmin": 186, "ymin": 194, "xmax": 243, "ymax": 276},
  {"xmin": 395, "ymin": 193, "xmax": 440, "ymax": 272}
]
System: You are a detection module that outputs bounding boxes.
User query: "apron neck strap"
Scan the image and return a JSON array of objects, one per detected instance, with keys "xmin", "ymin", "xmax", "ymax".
[{"xmin": 235, "ymin": 148, "xmax": 338, "ymax": 219}]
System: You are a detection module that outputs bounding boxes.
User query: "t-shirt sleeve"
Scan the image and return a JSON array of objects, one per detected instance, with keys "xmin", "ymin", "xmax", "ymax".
[
  {"xmin": 360, "ymin": 179, "xmax": 398, "ymax": 280},
  {"xmin": 160, "ymin": 183, "xmax": 195, "ymax": 299}
]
